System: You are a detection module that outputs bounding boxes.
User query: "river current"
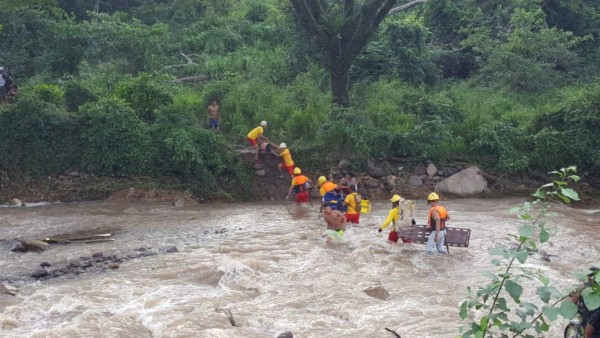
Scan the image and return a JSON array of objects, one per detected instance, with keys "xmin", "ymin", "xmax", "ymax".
[{"xmin": 0, "ymin": 198, "xmax": 598, "ymax": 338}]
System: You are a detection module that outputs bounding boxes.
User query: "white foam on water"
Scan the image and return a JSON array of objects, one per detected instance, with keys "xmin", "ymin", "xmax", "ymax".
[{"xmin": 0, "ymin": 200, "xmax": 598, "ymax": 337}]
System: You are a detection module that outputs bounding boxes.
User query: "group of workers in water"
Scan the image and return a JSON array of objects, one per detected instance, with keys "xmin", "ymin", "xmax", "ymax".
[{"xmin": 245, "ymin": 120, "xmax": 450, "ymax": 255}]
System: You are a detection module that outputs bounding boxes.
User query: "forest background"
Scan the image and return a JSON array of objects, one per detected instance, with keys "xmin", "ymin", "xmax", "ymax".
[{"xmin": 0, "ymin": 0, "xmax": 599, "ymax": 201}]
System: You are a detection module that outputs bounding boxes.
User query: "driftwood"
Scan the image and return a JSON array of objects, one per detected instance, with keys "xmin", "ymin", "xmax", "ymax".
[
  {"xmin": 216, "ymin": 308, "xmax": 236, "ymax": 327},
  {"xmin": 42, "ymin": 233, "xmax": 114, "ymax": 244},
  {"xmin": 385, "ymin": 327, "xmax": 401, "ymax": 338}
]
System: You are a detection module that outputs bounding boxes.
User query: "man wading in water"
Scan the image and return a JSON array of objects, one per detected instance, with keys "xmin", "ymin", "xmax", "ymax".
[
  {"xmin": 426, "ymin": 192, "xmax": 449, "ymax": 255},
  {"xmin": 323, "ymin": 203, "xmax": 346, "ymax": 241}
]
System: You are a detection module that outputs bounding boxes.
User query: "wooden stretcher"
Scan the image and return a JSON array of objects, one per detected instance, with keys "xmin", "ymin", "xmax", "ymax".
[{"xmin": 397, "ymin": 225, "xmax": 471, "ymax": 248}]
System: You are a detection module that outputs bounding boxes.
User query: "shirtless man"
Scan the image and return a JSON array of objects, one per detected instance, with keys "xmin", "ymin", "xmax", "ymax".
[
  {"xmin": 323, "ymin": 203, "xmax": 347, "ymax": 231},
  {"xmin": 207, "ymin": 99, "xmax": 221, "ymax": 131}
]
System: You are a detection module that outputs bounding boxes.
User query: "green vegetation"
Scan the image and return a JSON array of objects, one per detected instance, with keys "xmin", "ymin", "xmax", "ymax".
[
  {"xmin": 459, "ymin": 167, "xmax": 600, "ymax": 337},
  {"xmin": 1, "ymin": 0, "xmax": 600, "ymax": 199}
]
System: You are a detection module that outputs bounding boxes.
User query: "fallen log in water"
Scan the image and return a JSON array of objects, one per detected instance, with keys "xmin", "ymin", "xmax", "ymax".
[
  {"xmin": 42, "ymin": 238, "xmax": 115, "ymax": 244},
  {"xmin": 41, "ymin": 233, "xmax": 114, "ymax": 244}
]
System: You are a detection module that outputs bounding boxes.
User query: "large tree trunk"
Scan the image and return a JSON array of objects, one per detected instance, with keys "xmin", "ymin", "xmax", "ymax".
[
  {"xmin": 289, "ymin": 0, "xmax": 426, "ymax": 107},
  {"xmin": 330, "ymin": 58, "xmax": 351, "ymax": 107}
]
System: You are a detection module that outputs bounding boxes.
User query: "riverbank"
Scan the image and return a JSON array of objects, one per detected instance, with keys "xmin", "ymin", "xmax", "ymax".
[{"xmin": 1, "ymin": 155, "xmax": 598, "ymax": 206}]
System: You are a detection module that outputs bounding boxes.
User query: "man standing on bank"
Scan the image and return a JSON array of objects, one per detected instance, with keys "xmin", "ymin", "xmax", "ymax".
[{"xmin": 207, "ymin": 99, "xmax": 221, "ymax": 131}]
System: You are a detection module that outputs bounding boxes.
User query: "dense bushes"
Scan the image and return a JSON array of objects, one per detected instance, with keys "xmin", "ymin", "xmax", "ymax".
[
  {"xmin": 531, "ymin": 83, "xmax": 600, "ymax": 175},
  {"xmin": 1, "ymin": 0, "xmax": 600, "ymax": 198}
]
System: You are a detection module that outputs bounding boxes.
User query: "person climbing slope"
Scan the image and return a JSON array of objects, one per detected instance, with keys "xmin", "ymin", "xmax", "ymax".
[
  {"xmin": 247, "ymin": 121, "xmax": 267, "ymax": 161},
  {"xmin": 270, "ymin": 142, "xmax": 295, "ymax": 179}
]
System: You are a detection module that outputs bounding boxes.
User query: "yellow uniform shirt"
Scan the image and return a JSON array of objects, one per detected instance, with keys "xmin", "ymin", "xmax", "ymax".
[
  {"xmin": 380, "ymin": 207, "xmax": 402, "ymax": 231},
  {"xmin": 344, "ymin": 193, "xmax": 360, "ymax": 215},
  {"xmin": 278, "ymin": 148, "xmax": 294, "ymax": 166},
  {"xmin": 247, "ymin": 126, "xmax": 264, "ymax": 140}
]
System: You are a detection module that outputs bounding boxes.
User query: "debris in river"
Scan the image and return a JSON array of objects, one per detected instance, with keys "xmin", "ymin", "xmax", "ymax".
[
  {"xmin": 8, "ymin": 239, "xmax": 48, "ymax": 252},
  {"xmin": 385, "ymin": 327, "xmax": 401, "ymax": 338},
  {"xmin": 42, "ymin": 233, "xmax": 114, "ymax": 244},
  {"xmin": 364, "ymin": 286, "xmax": 389, "ymax": 300},
  {"xmin": 0, "ymin": 283, "xmax": 18, "ymax": 296},
  {"xmin": 216, "ymin": 308, "xmax": 236, "ymax": 327}
]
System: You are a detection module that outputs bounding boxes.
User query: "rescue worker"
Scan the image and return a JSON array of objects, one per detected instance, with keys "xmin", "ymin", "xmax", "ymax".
[
  {"xmin": 323, "ymin": 185, "xmax": 344, "ymax": 211},
  {"xmin": 317, "ymin": 176, "xmax": 336, "ymax": 212},
  {"xmin": 377, "ymin": 194, "xmax": 405, "ymax": 243},
  {"xmin": 426, "ymin": 192, "xmax": 449, "ymax": 255},
  {"xmin": 247, "ymin": 121, "xmax": 267, "ymax": 161},
  {"xmin": 271, "ymin": 142, "xmax": 294, "ymax": 179},
  {"xmin": 287, "ymin": 167, "xmax": 312, "ymax": 204},
  {"xmin": 342, "ymin": 185, "xmax": 361, "ymax": 224}
]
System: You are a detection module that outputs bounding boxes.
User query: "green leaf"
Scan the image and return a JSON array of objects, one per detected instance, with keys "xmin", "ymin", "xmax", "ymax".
[
  {"xmin": 558, "ymin": 194, "xmax": 570, "ymax": 204},
  {"xmin": 559, "ymin": 301, "xmax": 578, "ymax": 319},
  {"xmin": 479, "ymin": 316, "xmax": 489, "ymax": 330},
  {"xmin": 496, "ymin": 297, "xmax": 509, "ymax": 311},
  {"xmin": 460, "ymin": 300, "xmax": 468, "ymax": 319},
  {"xmin": 539, "ymin": 228, "xmax": 549, "ymax": 243},
  {"xmin": 542, "ymin": 306, "xmax": 559, "ymax": 320},
  {"xmin": 582, "ymin": 288, "xmax": 600, "ymax": 311},
  {"xmin": 568, "ymin": 175, "xmax": 580, "ymax": 182},
  {"xmin": 505, "ymin": 280, "xmax": 523, "ymax": 302},
  {"xmin": 519, "ymin": 225, "xmax": 534, "ymax": 238},
  {"xmin": 537, "ymin": 274, "xmax": 550, "ymax": 286},
  {"xmin": 532, "ymin": 189, "xmax": 546, "ymax": 200},
  {"xmin": 482, "ymin": 271, "xmax": 499, "ymax": 281},
  {"xmin": 509, "ymin": 206, "xmax": 521, "ymax": 214},
  {"xmin": 489, "ymin": 245, "xmax": 507, "ymax": 257},
  {"xmin": 522, "ymin": 202, "xmax": 531, "ymax": 211},
  {"xmin": 515, "ymin": 251, "xmax": 528, "ymax": 263},
  {"xmin": 521, "ymin": 302, "xmax": 539, "ymax": 312},
  {"xmin": 560, "ymin": 188, "xmax": 580, "ymax": 201}
]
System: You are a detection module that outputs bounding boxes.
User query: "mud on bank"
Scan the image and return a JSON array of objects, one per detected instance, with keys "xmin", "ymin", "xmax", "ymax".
[{"xmin": 1, "ymin": 156, "xmax": 599, "ymax": 206}]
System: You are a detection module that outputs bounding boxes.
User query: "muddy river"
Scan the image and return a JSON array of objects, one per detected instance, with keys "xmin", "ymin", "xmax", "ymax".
[{"xmin": 0, "ymin": 198, "xmax": 598, "ymax": 337}]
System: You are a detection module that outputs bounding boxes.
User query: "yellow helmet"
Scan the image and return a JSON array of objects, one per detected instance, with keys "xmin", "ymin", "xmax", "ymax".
[
  {"xmin": 318, "ymin": 176, "xmax": 327, "ymax": 185},
  {"xmin": 390, "ymin": 194, "xmax": 402, "ymax": 203},
  {"xmin": 427, "ymin": 192, "xmax": 440, "ymax": 201},
  {"xmin": 293, "ymin": 167, "xmax": 302, "ymax": 175}
]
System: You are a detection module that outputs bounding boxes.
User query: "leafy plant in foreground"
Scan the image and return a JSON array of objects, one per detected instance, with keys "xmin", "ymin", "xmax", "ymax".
[{"xmin": 459, "ymin": 166, "xmax": 599, "ymax": 337}]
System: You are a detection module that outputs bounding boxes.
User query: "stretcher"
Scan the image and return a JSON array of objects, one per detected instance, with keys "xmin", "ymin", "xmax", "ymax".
[{"xmin": 397, "ymin": 224, "xmax": 471, "ymax": 247}]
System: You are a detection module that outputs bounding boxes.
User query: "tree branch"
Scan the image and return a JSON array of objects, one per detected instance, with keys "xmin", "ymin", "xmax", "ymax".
[
  {"xmin": 387, "ymin": 0, "xmax": 427, "ymax": 16},
  {"xmin": 170, "ymin": 75, "xmax": 210, "ymax": 83}
]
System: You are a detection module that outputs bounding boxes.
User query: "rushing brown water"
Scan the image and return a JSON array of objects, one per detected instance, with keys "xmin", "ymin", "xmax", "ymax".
[{"xmin": 0, "ymin": 198, "xmax": 598, "ymax": 338}]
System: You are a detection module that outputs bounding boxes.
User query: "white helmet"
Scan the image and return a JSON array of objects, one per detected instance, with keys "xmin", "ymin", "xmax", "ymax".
[
  {"xmin": 279, "ymin": 143, "xmax": 286, "ymax": 148},
  {"xmin": 0, "ymin": 67, "xmax": 4, "ymax": 71},
  {"xmin": 260, "ymin": 121, "xmax": 267, "ymax": 127}
]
